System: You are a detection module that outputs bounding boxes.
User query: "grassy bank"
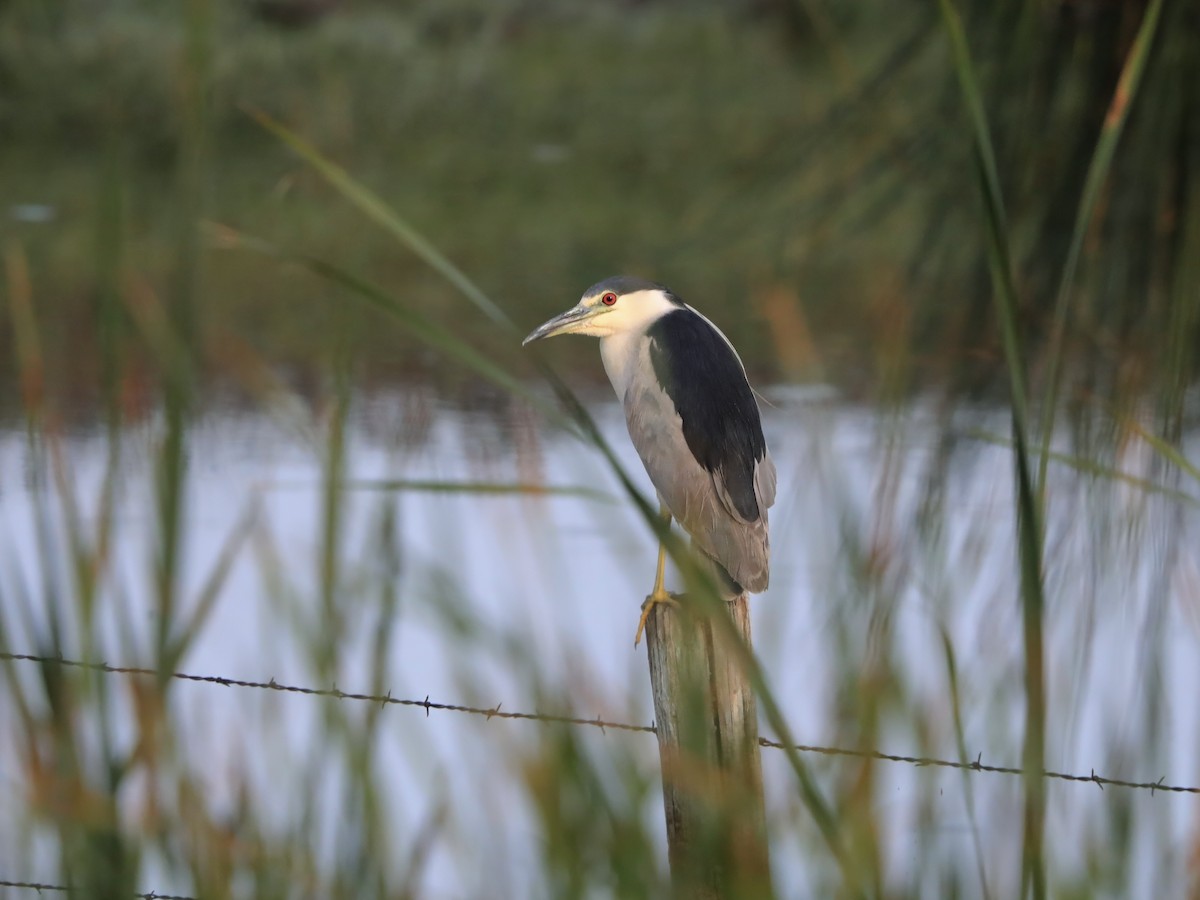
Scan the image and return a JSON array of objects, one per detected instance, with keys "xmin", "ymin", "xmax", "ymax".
[
  {"xmin": 5, "ymin": 1, "xmax": 1196, "ymax": 413},
  {"xmin": 3, "ymin": 0, "xmax": 962, "ymax": 409}
]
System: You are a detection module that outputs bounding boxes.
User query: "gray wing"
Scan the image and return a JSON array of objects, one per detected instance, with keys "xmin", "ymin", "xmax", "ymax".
[
  {"xmin": 622, "ymin": 348, "xmax": 772, "ymax": 593},
  {"xmin": 712, "ymin": 451, "xmax": 775, "ymax": 526}
]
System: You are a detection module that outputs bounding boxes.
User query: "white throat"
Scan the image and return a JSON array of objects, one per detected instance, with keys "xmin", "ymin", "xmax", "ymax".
[
  {"xmin": 598, "ymin": 329, "xmax": 644, "ymax": 401},
  {"xmin": 592, "ymin": 289, "xmax": 681, "ymax": 401}
]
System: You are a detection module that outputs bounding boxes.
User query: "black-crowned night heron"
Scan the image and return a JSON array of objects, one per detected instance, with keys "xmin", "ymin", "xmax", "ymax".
[{"xmin": 523, "ymin": 276, "xmax": 776, "ymax": 644}]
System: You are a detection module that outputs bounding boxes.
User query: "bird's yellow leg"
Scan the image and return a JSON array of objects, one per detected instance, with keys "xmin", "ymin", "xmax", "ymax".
[{"xmin": 634, "ymin": 507, "xmax": 679, "ymax": 646}]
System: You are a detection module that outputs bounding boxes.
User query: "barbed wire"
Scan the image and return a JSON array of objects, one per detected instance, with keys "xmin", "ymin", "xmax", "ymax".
[
  {"xmin": 0, "ymin": 878, "xmax": 193, "ymax": 899},
  {"xmin": 756, "ymin": 737, "xmax": 1196, "ymax": 793},
  {"xmin": 2, "ymin": 651, "xmax": 1197, "ymax": 795},
  {"xmin": 0, "ymin": 652, "xmax": 653, "ymax": 735}
]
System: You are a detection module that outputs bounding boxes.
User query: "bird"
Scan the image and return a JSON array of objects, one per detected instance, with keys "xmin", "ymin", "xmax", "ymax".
[{"xmin": 523, "ymin": 276, "xmax": 776, "ymax": 645}]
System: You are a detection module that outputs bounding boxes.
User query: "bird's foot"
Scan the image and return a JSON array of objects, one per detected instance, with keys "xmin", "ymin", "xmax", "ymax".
[{"xmin": 634, "ymin": 590, "xmax": 680, "ymax": 647}]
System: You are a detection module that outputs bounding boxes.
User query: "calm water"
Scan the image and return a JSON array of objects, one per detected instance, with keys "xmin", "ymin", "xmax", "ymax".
[{"xmin": 1, "ymin": 387, "xmax": 1198, "ymax": 896}]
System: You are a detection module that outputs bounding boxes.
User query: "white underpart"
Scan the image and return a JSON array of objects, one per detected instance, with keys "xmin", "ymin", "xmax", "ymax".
[{"xmin": 588, "ymin": 289, "xmax": 679, "ymax": 400}]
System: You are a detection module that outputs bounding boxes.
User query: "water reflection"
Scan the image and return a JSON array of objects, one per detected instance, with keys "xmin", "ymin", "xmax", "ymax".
[{"xmin": 1, "ymin": 387, "xmax": 1197, "ymax": 895}]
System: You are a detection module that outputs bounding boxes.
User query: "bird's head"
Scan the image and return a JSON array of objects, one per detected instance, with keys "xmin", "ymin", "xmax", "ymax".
[{"xmin": 522, "ymin": 276, "xmax": 681, "ymax": 345}]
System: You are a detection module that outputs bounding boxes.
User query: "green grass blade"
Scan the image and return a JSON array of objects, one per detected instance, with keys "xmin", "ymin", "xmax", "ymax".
[
  {"xmin": 265, "ymin": 479, "xmax": 616, "ymax": 502},
  {"xmin": 1035, "ymin": 0, "xmax": 1167, "ymax": 494},
  {"xmin": 940, "ymin": 629, "xmax": 993, "ymax": 900},
  {"xmin": 3, "ymin": 241, "xmax": 45, "ymax": 421},
  {"xmin": 1124, "ymin": 419, "xmax": 1200, "ymax": 487},
  {"xmin": 246, "ymin": 107, "xmax": 515, "ymax": 332},
  {"xmin": 936, "ymin": 0, "xmax": 1030, "ymax": 430},
  {"xmin": 163, "ymin": 502, "xmax": 258, "ymax": 674},
  {"xmin": 209, "ymin": 224, "xmax": 578, "ymax": 436},
  {"xmin": 936, "ymin": 2, "xmax": 1047, "ymax": 896},
  {"xmin": 967, "ymin": 429, "xmax": 1200, "ymax": 507}
]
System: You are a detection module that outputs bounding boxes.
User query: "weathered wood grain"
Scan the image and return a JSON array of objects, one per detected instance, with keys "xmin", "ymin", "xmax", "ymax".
[{"xmin": 646, "ymin": 594, "xmax": 773, "ymax": 899}]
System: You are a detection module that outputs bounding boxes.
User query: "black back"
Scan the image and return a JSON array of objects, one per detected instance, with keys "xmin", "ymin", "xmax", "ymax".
[{"xmin": 647, "ymin": 308, "xmax": 765, "ymax": 521}]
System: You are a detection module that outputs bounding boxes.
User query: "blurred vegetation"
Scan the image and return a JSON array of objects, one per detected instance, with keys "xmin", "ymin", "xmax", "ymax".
[
  {"xmin": 1, "ymin": 0, "xmax": 1199, "ymax": 897},
  {"xmin": 1, "ymin": 0, "xmax": 1194, "ymax": 412}
]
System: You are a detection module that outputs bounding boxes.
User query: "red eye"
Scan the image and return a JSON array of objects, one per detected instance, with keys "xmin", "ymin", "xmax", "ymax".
[{"xmin": 601, "ymin": 292, "xmax": 618, "ymax": 306}]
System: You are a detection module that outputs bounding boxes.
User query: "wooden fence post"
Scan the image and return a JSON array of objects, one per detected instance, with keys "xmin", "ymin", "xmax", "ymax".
[{"xmin": 645, "ymin": 594, "xmax": 773, "ymax": 898}]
